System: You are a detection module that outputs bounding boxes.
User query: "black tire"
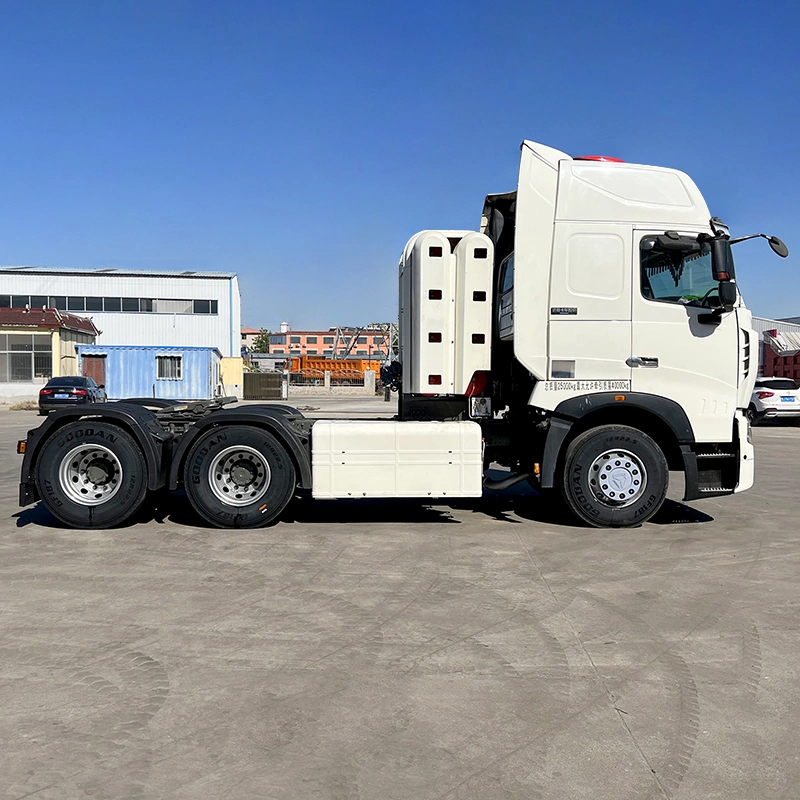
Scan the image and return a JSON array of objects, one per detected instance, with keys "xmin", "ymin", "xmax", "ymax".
[
  {"xmin": 746, "ymin": 405, "xmax": 761, "ymax": 426},
  {"xmin": 34, "ymin": 421, "xmax": 149, "ymax": 528},
  {"xmin": 560, "ymin": 425, "xmax": 668, "ymax": 528},
  {"xmin": 183, "ymin": 426, "xmax": 296, "ymax": 528}
]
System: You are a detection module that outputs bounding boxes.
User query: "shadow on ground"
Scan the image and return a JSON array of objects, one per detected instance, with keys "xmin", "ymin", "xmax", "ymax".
[{"xmin": 14, "ymin": 488, "xmax": 713, "ymax": 531}]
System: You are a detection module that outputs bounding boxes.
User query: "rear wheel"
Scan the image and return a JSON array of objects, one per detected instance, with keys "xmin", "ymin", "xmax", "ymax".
[
  {"xmin": 183, "ymin": 426, "xmax": 296, "ymax": 528},
  {"xmin": 560, "ymin": 425, "xmax": 668, "ymax": 528},
  {"xmin": 35, "ymin": 421, "xmax": 149, "ymax": 528}
]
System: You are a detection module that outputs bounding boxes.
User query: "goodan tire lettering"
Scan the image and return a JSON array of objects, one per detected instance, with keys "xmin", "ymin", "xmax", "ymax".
[
  {"xmin": 190, "ymin": 433, "xmax": 229, "ymax": 482},
  {"xmin": 57, "ymin": 428, "xmax": 117, "ymax": 447}
]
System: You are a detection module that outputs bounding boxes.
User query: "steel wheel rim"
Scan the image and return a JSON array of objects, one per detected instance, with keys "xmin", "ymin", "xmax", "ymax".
[
  {"xmin": 208, "ymin": 445, "xmax": 271, "ymax": 507},
  {"xmin": 588, "ymin": 448, "xmax": 647, "ymax": 508},
  {"xmin": 58, "ymin": 444, "xmax": 123, "ymax": 506}
]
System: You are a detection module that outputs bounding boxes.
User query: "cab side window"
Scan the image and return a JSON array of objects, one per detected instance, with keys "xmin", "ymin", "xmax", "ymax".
[
  {"xmin": 640, "ymin": 238, "xmax": 717, "ymax": 306},
  {"xmin": 500, "ymin": 253, "xmax": 514, "ymax": 293}
]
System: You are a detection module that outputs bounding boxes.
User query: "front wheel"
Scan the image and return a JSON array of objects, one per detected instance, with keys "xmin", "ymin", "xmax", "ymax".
[
  {"xmin": 183, "ymin": 426, "xmax": 296, "ymax": 528},
  {"xmin": 35, "ymin": 421, "xmax": 149, "ymax": 528},
  {"xmin": 560, "ymin": 425, "xmax": 668, "ymax": 528}
]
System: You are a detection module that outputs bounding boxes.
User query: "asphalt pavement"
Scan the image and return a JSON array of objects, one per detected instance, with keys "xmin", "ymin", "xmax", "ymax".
[{"xmin": 0, "ymin": 400, "xmax": 798, "ymax": 800}]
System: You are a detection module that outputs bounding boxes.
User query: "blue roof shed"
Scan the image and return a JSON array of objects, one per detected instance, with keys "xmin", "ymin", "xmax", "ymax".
[{"xmin": 76, "ymin": 345, "xmax": 222, "ymax": 400}]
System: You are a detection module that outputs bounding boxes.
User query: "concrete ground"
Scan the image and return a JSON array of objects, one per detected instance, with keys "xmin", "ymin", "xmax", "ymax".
[{"xmin": 1, "ymin": 399, "xmax": 798, "ymax": 800}]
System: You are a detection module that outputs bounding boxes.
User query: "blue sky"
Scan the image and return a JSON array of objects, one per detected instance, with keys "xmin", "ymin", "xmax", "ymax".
[{"xmin": 0, "ymin": 0, "xmax": 798, "ymax": 329}]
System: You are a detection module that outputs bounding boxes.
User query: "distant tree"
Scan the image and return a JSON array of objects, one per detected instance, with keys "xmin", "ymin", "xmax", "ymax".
[{"xmin": 250, "ymin": 329, "xmax": 271, "ymax": 353}]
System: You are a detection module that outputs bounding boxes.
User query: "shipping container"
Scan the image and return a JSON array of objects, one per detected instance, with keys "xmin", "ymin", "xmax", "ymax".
[{"xmin": 76, "ymin": 345, "xmax": 222, "ymax": 400}]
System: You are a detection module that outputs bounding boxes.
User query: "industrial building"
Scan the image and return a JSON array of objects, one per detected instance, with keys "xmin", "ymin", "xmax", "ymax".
[
  {"xmin": 752, "ymin": 315, "xmax": 800, "ymax": 381},
  {"xmin": 268, "ymin": 323, "xmax": 395, "ymax": 358},
  {"xmin": 1, "ymin": 266, "xmax": 243, "ymax": 396},
  {"xmin": 0, "ymin": 266, "xmax": 240, "ymax": 356}
]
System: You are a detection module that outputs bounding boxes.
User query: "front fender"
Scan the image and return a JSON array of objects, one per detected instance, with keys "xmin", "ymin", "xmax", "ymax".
[{"xmin": 539, "ymin": 392, "xmax": 695, "ymax": 489}]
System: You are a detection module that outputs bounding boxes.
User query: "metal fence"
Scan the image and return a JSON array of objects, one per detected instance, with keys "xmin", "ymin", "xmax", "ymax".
[
  {"xmin": 330, "ymin": 370, "xmax": 366, "ymax": 386},
  {"xmin": 288, "ymin": 370, "xmax": 327, "ymax": 387},
  {"xmin": 243, "ymin": 371, "xmax": 283, "ymax": 400},
  {"xmin": 288, "ymin": 369, "xmax": 367, "ymax": 387}
]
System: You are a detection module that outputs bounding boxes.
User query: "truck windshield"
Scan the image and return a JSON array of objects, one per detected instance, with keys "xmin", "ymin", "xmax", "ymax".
[{"xmin": 641, "ymin": 241, "xmax": 720, "ymax": 306}]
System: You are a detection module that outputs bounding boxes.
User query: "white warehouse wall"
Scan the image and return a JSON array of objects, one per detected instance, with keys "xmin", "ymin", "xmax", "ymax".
[{"xmin": 0, "ymin": 269, "xmax": 241, "ymax": 357}]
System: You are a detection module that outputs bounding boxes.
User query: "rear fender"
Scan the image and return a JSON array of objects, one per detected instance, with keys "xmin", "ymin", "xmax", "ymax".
[
  {"xmin": 18, "ymin": 403, "xmax": 172, "ymax": 506},
  {"xmin": 168, "ymin": 406, "xmax": 313, "ymax": 491}
]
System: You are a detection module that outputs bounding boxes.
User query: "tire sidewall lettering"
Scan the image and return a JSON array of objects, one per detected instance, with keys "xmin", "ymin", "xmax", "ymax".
[{"xmin": 56, "ymin": 428, "xmax": 118, "ymax": 448}]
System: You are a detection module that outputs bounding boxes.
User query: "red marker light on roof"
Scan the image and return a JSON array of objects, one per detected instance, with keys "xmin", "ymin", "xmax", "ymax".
[{"xmin": 574, "ymin": 156, "xmax": 625, "ymax": 162}]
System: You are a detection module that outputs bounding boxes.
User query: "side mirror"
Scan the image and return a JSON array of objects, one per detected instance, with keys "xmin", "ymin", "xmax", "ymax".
[
  {"xmin": 769, "ymin": 236, "xmax": 789, "ymax": 258},
  {"xmin": 719, "ymin": 281, "xmax": 737, "ymax": 311},
  {"xmin": 98, "ymin": 384, "xmax": 105, "ymax": 390},
  {"xmin": 710, "ymin": 237, "xmax": 735, "ymax": 280}
]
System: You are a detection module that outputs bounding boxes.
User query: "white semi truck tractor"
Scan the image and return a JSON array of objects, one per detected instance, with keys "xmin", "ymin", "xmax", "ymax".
[{"xmin": 17, "ymin": 140, "xmax": 789, "ymax": 528}]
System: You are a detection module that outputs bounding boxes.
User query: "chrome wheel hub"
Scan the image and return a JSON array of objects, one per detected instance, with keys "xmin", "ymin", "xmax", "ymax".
[
  {"xmin": 209, "ymin": 445, "xmax": 271, "ymax": 507},
  {"xmin": 588, "ymin": 449, "xmax": 647, "ymax": 507},
  {"xmin": 59, "ymin": 444, "xmax": 123, "ymax": 506}
]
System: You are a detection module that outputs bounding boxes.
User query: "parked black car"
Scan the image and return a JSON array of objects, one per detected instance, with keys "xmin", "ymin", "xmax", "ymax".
[{"xmin": 38, "ymin": 376, "xmax": 107, "ymax": 415}]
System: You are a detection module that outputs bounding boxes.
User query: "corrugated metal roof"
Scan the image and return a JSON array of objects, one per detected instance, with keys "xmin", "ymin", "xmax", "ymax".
[
  {"xmin": 79, "ymin": 345, "xmax": 222, "ymax": 354},
  {"xmin": 0, "ymin": 265, "xmax": 236, "ymax": 279},
  {"xmin": 0, "ymin": 307, "xmax": 99, "ymax": 335},
  {"xmin": 752, "ymin": 316, "xmax": 800, "ymax": 339},
  {"xmin": 764, "ymin": 330, "xmax": 800, "ymax": 357}
]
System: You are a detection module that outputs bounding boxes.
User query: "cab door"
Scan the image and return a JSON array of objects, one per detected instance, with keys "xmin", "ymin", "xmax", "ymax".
[
  {"xmin": 631, "ymin": 229, "xmax": 739, "ymax": 443},
  {"xmin": 547, "ymin": 223, "xmax": 632, "ymax": 384}
]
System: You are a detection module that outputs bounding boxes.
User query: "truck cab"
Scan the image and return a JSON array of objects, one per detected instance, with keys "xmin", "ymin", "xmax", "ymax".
[{"xmin": 397, "ymin": 141, "xmax": 778, "ymax": 525}]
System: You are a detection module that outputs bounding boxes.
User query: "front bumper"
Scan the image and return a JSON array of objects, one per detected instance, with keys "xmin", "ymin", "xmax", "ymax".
[{"xmin": 682, "ymin": 410, "xmax": 753, "ymax": 500}]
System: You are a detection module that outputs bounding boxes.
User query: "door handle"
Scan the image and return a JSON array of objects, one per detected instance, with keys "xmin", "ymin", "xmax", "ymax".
[{"xmin": 627, "ymin": 356, "xmax": 659, "ymax": 368}]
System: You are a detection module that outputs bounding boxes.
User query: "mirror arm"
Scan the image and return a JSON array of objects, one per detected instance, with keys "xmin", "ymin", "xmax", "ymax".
[
  {"xmin": 729, "ymin": 232, "xmax": 789, "ymax": 257},
  {"xmin": 729, "ymin": 233, "xmax": 768, "ymax": 245}
]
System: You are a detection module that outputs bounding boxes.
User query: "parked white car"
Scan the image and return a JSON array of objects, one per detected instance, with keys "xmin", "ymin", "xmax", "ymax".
[{"xmin": 748, "ymin": 377, "xmax": 800, "ymax": 424}]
